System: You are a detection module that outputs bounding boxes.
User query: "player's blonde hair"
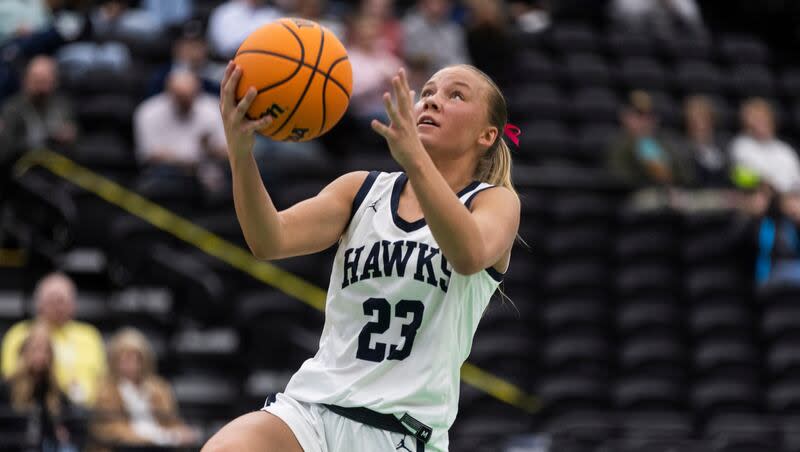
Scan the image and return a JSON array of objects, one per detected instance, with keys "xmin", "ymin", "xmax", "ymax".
[{"xmin": 454, "ymin": 64, "xmax": 517, "ymax": 197}]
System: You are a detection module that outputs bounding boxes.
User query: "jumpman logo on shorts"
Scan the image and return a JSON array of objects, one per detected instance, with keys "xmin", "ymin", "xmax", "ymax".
[
  {"xmin": 368, "ymin": 198, "xmax": 381, "ymax": 212},
  {"xmin": 395, "ymin": 437, "xmax": 413, "ymax": 452}
]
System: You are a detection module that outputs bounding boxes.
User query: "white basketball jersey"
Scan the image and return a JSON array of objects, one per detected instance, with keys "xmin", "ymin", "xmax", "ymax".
[{"xmin": 283, "ymin": 171, "xmax": 503, "ymax": 451}]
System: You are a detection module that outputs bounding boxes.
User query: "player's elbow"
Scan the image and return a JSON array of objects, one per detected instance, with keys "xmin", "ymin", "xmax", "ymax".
[
  {"xmin": 248, "ymin": 242, "xmax": 280, "ymax": 261},
  {"xmin": 449, "ymin": 250, "xmax": 488, "ymax": 276}
]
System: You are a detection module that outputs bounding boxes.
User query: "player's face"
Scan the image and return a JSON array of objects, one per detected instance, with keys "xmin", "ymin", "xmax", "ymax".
[{"xmin": 414, "ymin": 67, "xmax": 491, "ymax": 156}]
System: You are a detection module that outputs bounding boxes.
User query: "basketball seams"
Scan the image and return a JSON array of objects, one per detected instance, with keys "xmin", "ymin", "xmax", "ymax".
[
  {"xmin": 235, "ymin": 49, "xmax": 350, "ymax": 100},
  {"xmin": 319, "ymin": 55, "xmax": 349, "ymax": 136},
  {"xmin": 272, "ymin": 25, "xmax": 326, "ymax": 137}
]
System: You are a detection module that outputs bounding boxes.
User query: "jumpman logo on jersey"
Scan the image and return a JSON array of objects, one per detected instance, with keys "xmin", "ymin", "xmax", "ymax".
[
  {"xmin": 368, "ymin": 198, "xmax": 381, "ymax": 212},
  {"xmin": 395, "ymin": 437, "xmax": 413, "ymax": 452}
]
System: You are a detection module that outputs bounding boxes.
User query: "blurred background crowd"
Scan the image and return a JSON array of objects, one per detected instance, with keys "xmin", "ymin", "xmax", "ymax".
[{"xmin": 4, "ymin": 0, "xmax": 800, "ymax": 451}]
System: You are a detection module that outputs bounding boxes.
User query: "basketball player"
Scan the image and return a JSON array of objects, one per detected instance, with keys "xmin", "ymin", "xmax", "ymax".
[{"xmin": 202, "ymin": 62, "xmax": 520, "ymax": 452}]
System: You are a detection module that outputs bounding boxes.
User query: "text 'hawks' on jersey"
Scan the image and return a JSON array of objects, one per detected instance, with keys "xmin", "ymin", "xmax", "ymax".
[
  {"xmin": 282, "ymin": 171, "xmax": 503, "ymax": 452},
  {"xmin": 341, "ymin": 240, "xmax": 452, "ymax": 293}
]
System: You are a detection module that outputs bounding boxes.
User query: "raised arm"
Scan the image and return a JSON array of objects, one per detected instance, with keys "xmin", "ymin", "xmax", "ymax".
[
  {"xmin": 221, "ymin": 62, "xmax": 366, "ymax": 260},
  {"xmin": 371, "ymin": 69, "xmax": 520, "ymax": 275}
]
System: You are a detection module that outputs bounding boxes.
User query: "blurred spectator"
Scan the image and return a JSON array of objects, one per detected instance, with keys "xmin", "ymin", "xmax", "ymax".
[
  {"xmin": 359, "ymin": 0, "xmax": 403, "ymax": 56},
  {"xmin": 147, "ymin": 21, "xmax": 223, "ymax": 97},
  {"xmin": 0, "ymin": 0, "xmax": 51, "ymax": 43},
  {"xmin": 682, "ymin": 95, "xmax": 731, "ymax": 188},
  {"xmin": 0, "ymin": 56, "xmax": 77, "ymax": 164},
  {"xmin": 509, "ymin": 0, "xmax": 551, "ymax": 34},
  {"xmin": 464, "ymin": 0, "xmax": 516, "ymax": 85},
  {"xmin": 141, "ymin": 0, "xmax": 193, "ymax": 28},
  {"xmin": 134, "ymin": 69, "xmax": 228, "ymax": 200},
  {"xmin": 730, "ymin": 97, "xmax": 800, "ymax": 194},
  {"xmin": 348, "ymin": 15, "xmax": 403, "ymax": 122},
  {"xmin": 293, "ymin": 0, "xmax": 345, "ymax": 39},
  {"xmin": 753, "ymin": 187, "xmax": 800, "ymax": 286},
  {"xmin": 607, "ymin": 90, "xmax": 694, "ymax": 187},
  {"xmin": 1, "ymin": 323, "xmax": 84, "ymax": 452},
  {"xmin": 610, "ymin": 0, "xmax": 705, "ymax": 38},
  {"xmin": 90, "ymin": 0, "xmax": 163, "ymax": 42},
  {"xmin": 1, "ymin": 272, "xmax": 106, "ymax": 407},
  {"xmin": 90, "ymin": 328, "xmax": 199, "ymax": 451},
  {"xmin": 403, "ymin": 0, "xmax": 469, "ymax": 82},
  {"xmin": 207, "ymin": 0, "xmax": 282, "ymax": 58}
]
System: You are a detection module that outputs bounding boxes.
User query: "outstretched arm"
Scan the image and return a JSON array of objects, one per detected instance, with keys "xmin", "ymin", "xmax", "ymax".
[{"xmin": 221, "ymin": 62, "xmax": 366, "ymax": 260}]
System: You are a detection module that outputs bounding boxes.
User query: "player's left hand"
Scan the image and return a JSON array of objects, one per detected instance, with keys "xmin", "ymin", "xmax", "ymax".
[{"xmin": 371, "ymin": 68, "xmax": 426, "ymax": 169}]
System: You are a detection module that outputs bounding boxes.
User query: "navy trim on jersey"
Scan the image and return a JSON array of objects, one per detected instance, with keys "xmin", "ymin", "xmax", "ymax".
[
  {"xmin": 485, "ymin": 266, "xmax": 504, "ymax": 282},
  {"xmin": 391, "ymin": 173, "xmax": 481, "ymax": 232},
  {"xmin": 465, "ymin": 185, "xmax": 499, "ymax": 210},
  {"xmin": 348, "ymin": 171, "xmax": 380, "ymax": 227}
]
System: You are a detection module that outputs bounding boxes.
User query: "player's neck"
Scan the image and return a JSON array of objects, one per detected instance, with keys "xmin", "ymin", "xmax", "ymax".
[{"xmin": 429, "ymin": 155, "xmax": 477, "ymax": 194}]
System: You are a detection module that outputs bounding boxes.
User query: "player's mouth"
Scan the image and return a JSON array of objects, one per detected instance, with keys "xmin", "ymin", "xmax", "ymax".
[{"xmin": 417, "ymin": 115, "xmax": 440, "ymax": 129}]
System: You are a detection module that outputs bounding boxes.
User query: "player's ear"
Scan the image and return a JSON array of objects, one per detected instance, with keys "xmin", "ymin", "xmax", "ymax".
[{"xmin": 477, "ymin": 125, "xmax": 498, "ymax": 149}]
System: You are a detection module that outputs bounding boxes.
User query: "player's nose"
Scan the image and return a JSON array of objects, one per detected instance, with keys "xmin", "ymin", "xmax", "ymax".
[{"xmin": 422, "ymin": 96, "xmax": 440, "ymax": 112}]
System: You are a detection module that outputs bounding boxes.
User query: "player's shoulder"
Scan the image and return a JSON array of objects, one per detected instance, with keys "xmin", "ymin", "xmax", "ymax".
[
  {"xmin": 329, "ymin": 170, "xmax": 391, "ymax": 195},
  {"xmin": 468, "ymin": 184, "xmax": 520, "ymax": 211}
]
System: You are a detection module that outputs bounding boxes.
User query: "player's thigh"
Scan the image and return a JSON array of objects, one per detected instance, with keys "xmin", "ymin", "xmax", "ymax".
[{"xmin": 202, "ymin": 410, "xmax": 303, "ymax": 452}]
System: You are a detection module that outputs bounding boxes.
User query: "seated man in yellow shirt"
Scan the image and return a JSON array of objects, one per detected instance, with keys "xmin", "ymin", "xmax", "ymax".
[{"xmin": 1, "ymin": 272, "xmax": 107, "ymax": 407}]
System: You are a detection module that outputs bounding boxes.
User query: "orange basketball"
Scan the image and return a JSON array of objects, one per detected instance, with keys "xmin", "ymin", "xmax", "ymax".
[{"xmin": 233, "ymin": 17, "xmax": 353, "ymax": 142}]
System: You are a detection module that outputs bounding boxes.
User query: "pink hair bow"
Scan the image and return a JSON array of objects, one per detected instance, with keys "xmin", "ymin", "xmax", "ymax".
[{"xmin": 504, "ymin": 124, "xmax": 521, "ymax": 147}]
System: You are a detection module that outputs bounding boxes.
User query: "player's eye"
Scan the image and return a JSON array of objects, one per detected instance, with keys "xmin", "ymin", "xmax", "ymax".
[
  {"xmin": 451, "ymin": 91, "xmax": 464, "ymax": 100},
  {"xmin": 421, "ymin": 89, "xmax": 433, "ymax": 97}
]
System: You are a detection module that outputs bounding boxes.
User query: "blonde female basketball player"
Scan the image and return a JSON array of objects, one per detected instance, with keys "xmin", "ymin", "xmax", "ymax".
[{"xmin": 203, "ymin": 62, "xmax": 520, "ymax": 452}]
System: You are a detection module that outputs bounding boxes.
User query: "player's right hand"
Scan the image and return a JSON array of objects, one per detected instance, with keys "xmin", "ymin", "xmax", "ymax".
[{"xmin": 220, "ymin": 61, "xmax": 273, "ymax": 160}]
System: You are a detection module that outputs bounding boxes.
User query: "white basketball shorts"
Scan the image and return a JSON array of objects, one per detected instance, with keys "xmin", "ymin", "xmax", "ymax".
[{"xmin": 262, "ymin": 393, "xmax": 435, "ymax": 452}]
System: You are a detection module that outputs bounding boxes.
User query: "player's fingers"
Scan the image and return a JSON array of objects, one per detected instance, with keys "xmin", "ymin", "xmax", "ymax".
[
  {"xmin": 398, "ymin": 68, "xmax": 413, "ymax": 110},
  {"xmin": 224, "ymin": 66, "xmax": 243, "ymax": 111},
  {"xmin": 235, "ymin": 87, "xmax": 257, "ymax": 119},
  {"xmin": 220, "ymin": 62, "xmax": 236, "ymax": 112},
  {"xmin": 371, "ymin": 119, "xmax": 391, "ymax": 138},
  {"xmin": 382, "ymin": 92, "xmax": 400, "ymax": 125},
  {"xmin": 391, "ymin": 76, "xmax": 410, "ymax": 118},
  {"xmin": 245, "ymin": 114, "xmax": 273, "ymax": 133}
]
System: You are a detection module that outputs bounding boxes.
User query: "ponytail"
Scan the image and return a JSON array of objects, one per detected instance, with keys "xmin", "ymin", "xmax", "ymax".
[{"xmin": 475, "ymin": 133, "xmax": 515, "ymax": 196}]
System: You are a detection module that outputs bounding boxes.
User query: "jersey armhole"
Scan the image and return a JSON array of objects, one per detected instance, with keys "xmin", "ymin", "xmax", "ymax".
[
  {"xmin": 464, "ymin": 185, "xmax": 499, "ymax": 210},
  {"xmin": 346, "ymin": 171, "xmax": 380, "ymax": 228}
]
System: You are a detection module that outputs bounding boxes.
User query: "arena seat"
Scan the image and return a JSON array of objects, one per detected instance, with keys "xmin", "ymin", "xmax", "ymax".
[
  {"xmin": 728, "ymin": 64, "xmax": 776, "ymax": 97},
  {"xmin": 517, "ymin": 50, "xmax": 560, "ymax": 84},
  {"xmin": 768, "ymin": 380, "xmax": 800, "ymax": 414},
  {"xmin": 548, "ymin": 23, "xmax": 598, "ymax": 53},
  {"xmin": 541, "ymin": 297, "xmax": 608, "ymax": 335},
  {"xmin": 693, "ymin": 339, "xmax": 759, "ymax": 380},
  {"xmin": 762, "ymin": 307, "xmax": 800, "ymax": 342},
  {"xmin": 614, "ymin": 377, "xmax": 685, "ymax": 411},
  {"xmin": 618, "ymin": 57, "xmax": 668, "ymax": 91},
  {"xmin": 541, "ymin": 224, "xmax": 610, "ymax": 258},
  {"xmin": 619, "ymin": 336, "xmax": 685, "ymax": 379},
  {"xmin": 690, "ymin": 378, "xmax": 762, "ymax": 417},
  {"xmin": 705, "ymin": 414, "xmax": 779, "ymax": 452},
  {"xmin": 509, "ymin": 84, "xmax": 566, "ymax": 121},
  {"xmin": 563, "ymin": 53, "xmax": 613, "ymax": 88},
  {"xmin": 660, "ymin": 34, "xmax": 713, "ymax": 61},
  {"xmin": 605, "ymin": 31, "xmax": 654, "ymax": 58},
  {"xmin": 767, "ymin": 341, "xmax": 800, "ymax": 380},
  {"xmin": 615, "ymin": 264, "xmax": 678, "ymax": 298},
  {"xmin": 675, "ymin": 60, "xmax": 725, "ymax": 95},
  {"xmin": 569, "ymin": 87, "xmax": 620, "ymax": 124},
  {"xmin": 689, "ymin": 304, "xmax": 750, "ymax": 340},
  {"xmin": 718, "ymin": 34, "xmax": 770, "ymax": 65},
  {"xmin": 617, "ymin": 301, "xmax": 680, "ymax": 338},
  {"xmin": 542, "ymin": 333, "xmax": 610, "ymax": 378}
]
